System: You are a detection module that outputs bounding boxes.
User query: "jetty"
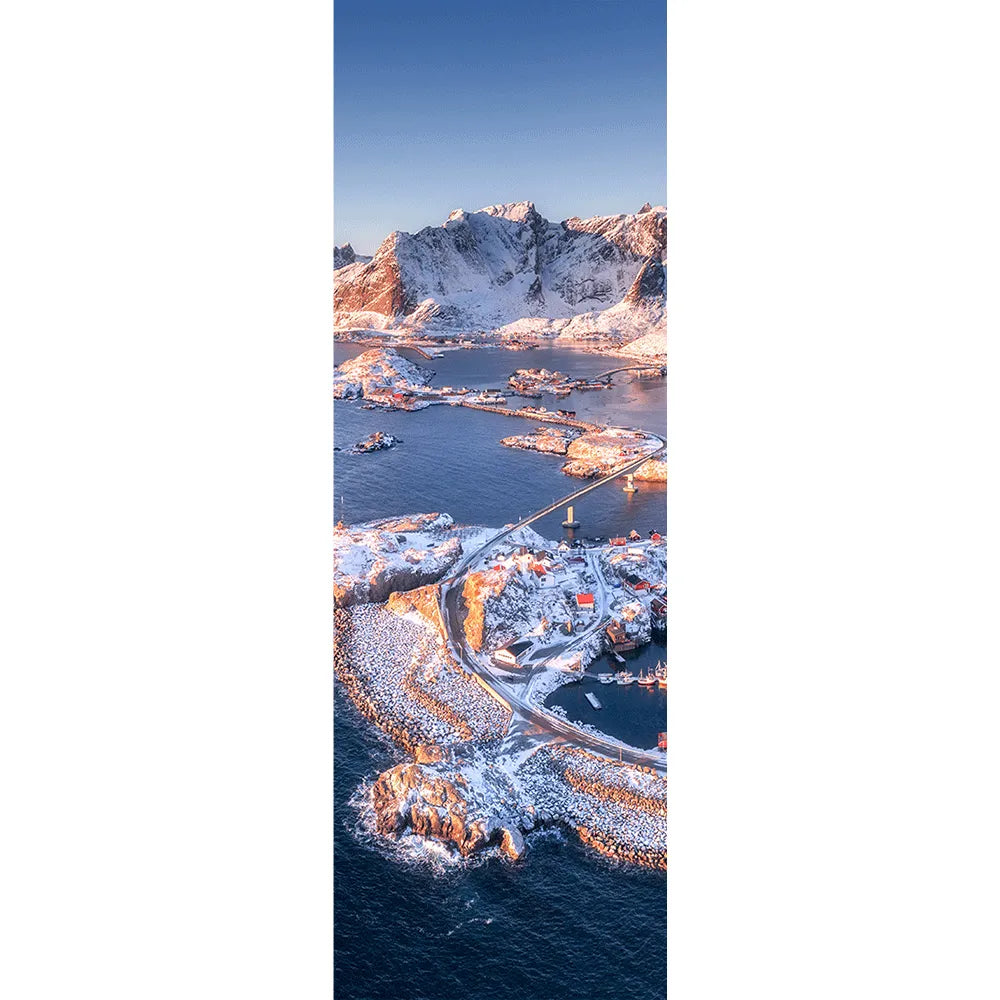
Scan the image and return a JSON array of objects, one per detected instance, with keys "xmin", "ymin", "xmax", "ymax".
[
  {"xmin": 458, "ymin": 400, "xmax": 598, "ymax": 431},
  {"xmin": 584, "ymin": 692, "xmax": 602, "ymax": 710}
]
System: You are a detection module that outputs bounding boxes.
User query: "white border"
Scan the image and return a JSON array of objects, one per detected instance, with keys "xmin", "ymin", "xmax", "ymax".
[
  {"xmin": 2, "ymin": 2, "xmax": 333, "ymax": 996},
  {"xmin": 669, "ymin": 2, "xmax": 1000, "ymax": 997}
]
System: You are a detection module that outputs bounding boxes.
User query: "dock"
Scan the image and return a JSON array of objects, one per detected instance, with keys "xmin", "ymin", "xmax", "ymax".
[{"xmin": 584, "ymin": 692, "xmax": 602, "ymax": 710}]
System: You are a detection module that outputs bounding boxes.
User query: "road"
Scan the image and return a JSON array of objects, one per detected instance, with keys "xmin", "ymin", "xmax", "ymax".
[{"xmin": 439, "ymin": 432, "xmax": 667, "ymax": 772}]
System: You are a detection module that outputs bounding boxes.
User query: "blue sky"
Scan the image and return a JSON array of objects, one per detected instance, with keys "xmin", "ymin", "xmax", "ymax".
[{"xmin": 334, "ymin": 0, "xmax": 666, "ymax": 253}]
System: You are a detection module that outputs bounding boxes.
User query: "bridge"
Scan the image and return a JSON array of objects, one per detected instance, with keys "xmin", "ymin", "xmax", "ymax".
[
  {"xmin": 594, "ymin": 364, "xmax": 667, "ymax": 380},
  {"xmin": 438, "ymin": 431, "xmax": 667, "ymax": 772}
]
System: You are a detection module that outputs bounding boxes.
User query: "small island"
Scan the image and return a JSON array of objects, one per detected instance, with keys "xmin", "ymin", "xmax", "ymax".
[{"xmin": 347, "ymin": 431, "xmax": 400, "ymax": 455}]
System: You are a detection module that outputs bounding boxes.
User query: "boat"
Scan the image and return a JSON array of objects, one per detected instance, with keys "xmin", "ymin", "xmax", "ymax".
[
  {"xmin": 598, "ymin": 672, "xmax": 615, "ymax": 684},
  {"xmin": 654, "ymin": 661, "xmax": 668, "ymax": 688},
  {"xmin": 616, "ymin": 671, "xmax": 636, "ymax": 685},
  {"xmin": 637, "ymin": 668, "xmax": 656, "ymax": 687}
]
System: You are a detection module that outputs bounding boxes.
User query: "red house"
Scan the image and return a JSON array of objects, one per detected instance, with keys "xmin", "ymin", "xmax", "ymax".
[{"xmin": 575, "ymin": 593, "xmax": 595, "ymax": 610}]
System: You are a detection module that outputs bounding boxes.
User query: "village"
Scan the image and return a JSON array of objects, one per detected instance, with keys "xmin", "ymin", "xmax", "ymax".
[{"xmin": 472, "ymin": 530, "xmax": 667, "ymax": 674}]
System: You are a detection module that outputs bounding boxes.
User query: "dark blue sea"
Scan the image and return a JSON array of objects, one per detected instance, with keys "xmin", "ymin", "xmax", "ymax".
[{"xmin": 334, "ymin": 343, "xmax": 667, "ymax": 1000}]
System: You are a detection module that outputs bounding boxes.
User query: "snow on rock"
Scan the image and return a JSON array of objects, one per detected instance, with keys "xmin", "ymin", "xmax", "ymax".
[
  {"xmin": 333, "ymin": 513, "xmax": 464, "ymax": 607},
  {"xmin": 332, "ymin": 347, "xmax": 434, "ymax": 399},
  {"xmin": 619, "ymin": 328, "xmax": 667, "ymax": 360},
  {"xmin": 500, "ymin": 425, "xmax": 579, "ymax": 455},
  {"xmin": 334, "ymin": 202, "xmax": 667, "ymax": 341},
  {"xmin": 560, "ymin": 427, "xmax": 664, "ymax": 480},
  {"xmin": 335, "ymin": 601, "xmax": 511, "ymax": 751},
  {"xmin": 366, "ymin": 740, "xmax": 667, "ymax": 868},
  {"xmin": 461, "ymin": 566, "xmax": 530, "ymax": 653}
]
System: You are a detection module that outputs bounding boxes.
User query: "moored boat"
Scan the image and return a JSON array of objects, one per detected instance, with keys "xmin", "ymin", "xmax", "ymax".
[
  {"xmin": 616, "ymin": 671, "xmax": 636, "ymax": 685},
  {"xmin": 598, "ymin": 672, "xmax": 615, "ymax": 684}
]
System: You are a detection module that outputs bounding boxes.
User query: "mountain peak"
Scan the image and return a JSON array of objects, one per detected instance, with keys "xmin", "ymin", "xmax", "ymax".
[
  {"xmin": 333, "ymin": 243, "xmax": 356, "ymax": 268},
  {"xmin": 478, "ymin": 201, "xmax": 539, "ymax": 225},
  {"xmin": 638, "ymin": 202, "xmax": 653, "ymax": 214}
]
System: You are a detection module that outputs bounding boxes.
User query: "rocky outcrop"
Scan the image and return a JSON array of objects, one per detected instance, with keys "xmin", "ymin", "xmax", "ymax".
[
  {"xmin": 334, "ymin": 243, "xmax": 373, "ymax": 270},
  {"xmin": 560, "ymin": 428, "xmax": 663, "ymax": 479},
  {"xmin": 500, "ymin": 426, "xmax": 579, "ymax": 455},
  {"xmin": 460, "ymin": 565, "xmax": 532, "ymax": 652},
  {"xmin": 371, "ymin": 762, "xmax": 493, "ymax": 856},
  {"xmin": 333, "ymin": 201, "xmax": 667, "ymax": 335},
  {"xmin": 332, "ymin": 347, "xmax": 433, "ymax": 399},
  {"xmin": 499, "ymin": 826, "xmax": 526, "ymax": 860},
  {"xmin": 632, "ymin": 457, "xmax": 668, "ymax": 482},
  {"xmin": 334, "ymin": 243, "xmax": 356, "ymax": 269},
  {"xmin": 333, "ymin": 513, "xmax": 463, "ymax": 608},
  {"xmin": 624, "ymin": 256, "xmax": 665, "ymax": 305}
]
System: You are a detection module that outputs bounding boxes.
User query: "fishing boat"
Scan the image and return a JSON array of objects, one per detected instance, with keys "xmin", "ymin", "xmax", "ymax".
[
  {"xmin": 654, "ymin": 661, "xmax": 668, "ymax": 688},
  {"xmin": 616, "ymin": 671, "xmax": 636, "ymax": 685},
  {"xmin": 598, "ymin": 672, "xmax": 615, "ymax": 684},
  {"xmin": 637, "ymin": 668, "xmax": 656, "ymax": 687}
]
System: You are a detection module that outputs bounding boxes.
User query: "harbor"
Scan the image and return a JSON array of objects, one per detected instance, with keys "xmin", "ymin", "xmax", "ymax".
[{"xmin": 545, "ymin": 637, "xmax": 667, "ymax": 748}]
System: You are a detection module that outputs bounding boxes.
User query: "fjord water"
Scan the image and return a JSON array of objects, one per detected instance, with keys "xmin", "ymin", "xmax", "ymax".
[
  {"xmin": 333, "ymin": 344, "xmax": 667, "ymax": 540},
  {"xmin": 335, "ymin": 343, "xmax": 667, "ymax": 1000}
]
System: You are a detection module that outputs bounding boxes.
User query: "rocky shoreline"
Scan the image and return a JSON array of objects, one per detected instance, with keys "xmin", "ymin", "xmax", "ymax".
[{"xmin": 335, "ymin": 586, "xmax": 668, "ymax": 869}]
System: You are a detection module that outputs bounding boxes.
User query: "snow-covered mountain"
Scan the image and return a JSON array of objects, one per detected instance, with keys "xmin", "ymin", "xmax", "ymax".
[{"xmin": 334, "ymin": 201, "xmax": 666, "ymax": 340}]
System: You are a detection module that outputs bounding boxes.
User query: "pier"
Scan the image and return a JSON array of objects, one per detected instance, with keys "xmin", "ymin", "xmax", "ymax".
[{"xmin": 585, "ymin": 692, "xmax": 602, "ymax": 710}]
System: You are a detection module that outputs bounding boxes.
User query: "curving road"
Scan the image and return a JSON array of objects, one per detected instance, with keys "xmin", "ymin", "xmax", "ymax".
[{"xmin": 439, "ymin": 432, "xmax": 667, "ymax": 772}]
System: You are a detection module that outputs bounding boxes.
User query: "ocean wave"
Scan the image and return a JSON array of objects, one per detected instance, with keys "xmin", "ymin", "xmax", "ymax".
[{"xmin": 446, "ymin": 916, "xmax": 494, "ymax": 937}]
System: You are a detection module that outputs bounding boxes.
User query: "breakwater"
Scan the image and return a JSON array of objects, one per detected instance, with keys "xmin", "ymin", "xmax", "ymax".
[
  {"xmin": 335, "ymin": 603, "xmax": 511, "ymax": 749},
  {"xmin": 457, "ymin": 400, "xmax": 599, "ymax": 431}
]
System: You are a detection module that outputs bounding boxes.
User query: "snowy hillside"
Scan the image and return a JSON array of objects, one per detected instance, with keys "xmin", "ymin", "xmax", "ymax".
[
  {"xmin": 332, "ymin": 347, "xmax": 434, "ymax": 399},
  {"xmin": 334, "ymin": 201, "xmax": 667, "ymax": 340}
]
